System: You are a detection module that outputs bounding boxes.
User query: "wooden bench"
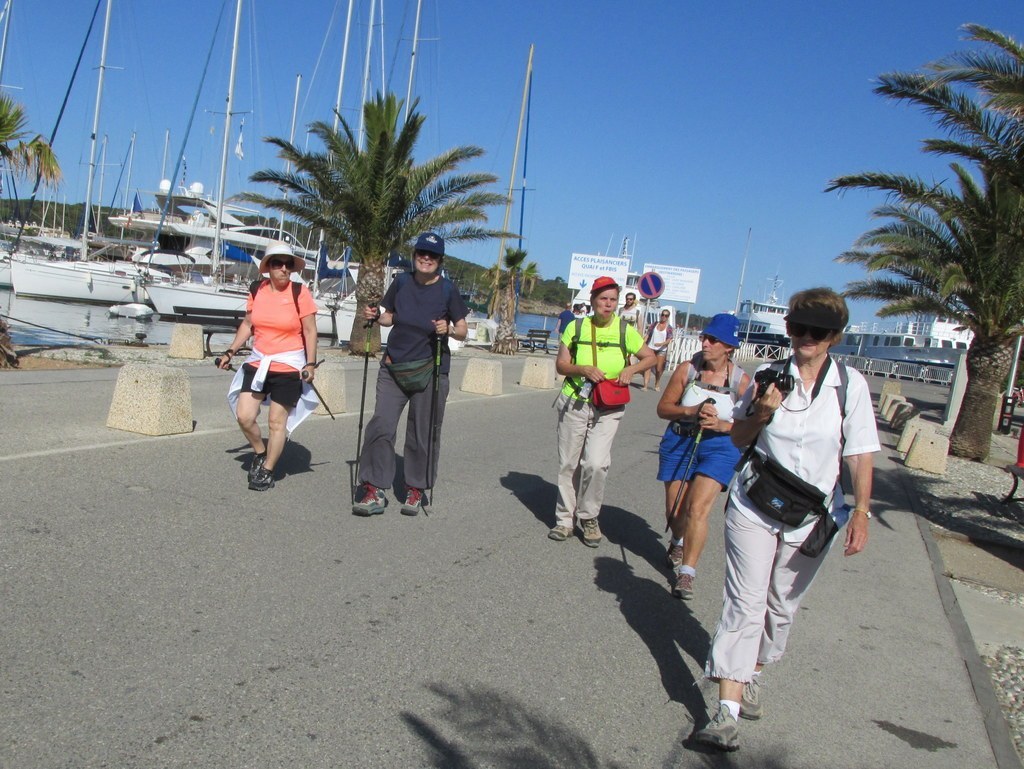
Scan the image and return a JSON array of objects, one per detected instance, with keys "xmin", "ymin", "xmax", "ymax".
[
  {"xmin": 1001, "ymin": 464, "xmax": 1024, "ymax": 504},
  {"xmin": 173, "ymin": 306, "xmax": 248, "ymax": 357},
  {"xmin": 519, "ymin": 329, "xmax": 552, "ymax": 353}
]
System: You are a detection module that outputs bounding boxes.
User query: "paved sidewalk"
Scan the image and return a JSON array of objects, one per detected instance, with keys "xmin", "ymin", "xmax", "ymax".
[{"xmin": 0, "ymin": 357, "xmax": 1010, "ymax": 767}]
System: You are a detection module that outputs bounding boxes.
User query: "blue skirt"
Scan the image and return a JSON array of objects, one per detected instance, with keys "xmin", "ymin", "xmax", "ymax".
[{"xmin": 657, "ymin": 427, "xmax": 740, "ymax": 488}]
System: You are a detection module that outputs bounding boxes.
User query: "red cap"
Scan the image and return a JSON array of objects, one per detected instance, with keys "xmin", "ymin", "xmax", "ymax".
[{"xmin": 590, "ymin": 276, "xmax": 620, "ymax": 295}]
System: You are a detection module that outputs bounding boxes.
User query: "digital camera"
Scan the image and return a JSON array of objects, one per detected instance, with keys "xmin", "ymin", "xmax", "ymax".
[{"xmin": 754, "ymin": 368, "xmax": 795, "ymax": 400}]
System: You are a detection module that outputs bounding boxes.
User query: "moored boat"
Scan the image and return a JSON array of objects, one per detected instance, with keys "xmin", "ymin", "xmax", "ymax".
[{"xmin": 831, "ymin": 315, "xmax": 972, "ymax": 367}]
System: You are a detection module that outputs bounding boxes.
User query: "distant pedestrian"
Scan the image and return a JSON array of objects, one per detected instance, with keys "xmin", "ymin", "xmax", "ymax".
[
  {"xmin": 643, "ymin": 309, "xmax": 674, "ymax": 391},
  {"xmin": 574, "ymin": 303, "xmax": 587, "ymax": 319},
  {"xmin": 352, "ymin": 232, "xmax": 469, "ymax": 517},
  {"xmin": 549, "ymin": 276, "xmax": 656, "ymax": 546},
  {"xmin": 219, "ymin": 242, "xmax": 319, "ymax": 492},
  {"xmin": 557, "ymin": 303, "xmax": 576, "ymax": 335},
  {"xmin": 657, "ymin": 314, "xmax": 749, "ymax": 600},
  {"xmin": 620, "ymin": 292, "xmax": 642, "ymax": 328},
  {"xmin": 694, "ymin": 288, "xmax": 879, "ymax": 751}
]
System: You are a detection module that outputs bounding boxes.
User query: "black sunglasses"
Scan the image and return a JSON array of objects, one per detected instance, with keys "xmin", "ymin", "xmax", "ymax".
[
  {"xmin": 414, "ymin": 249, "xmax": 441, "ymax": 260},
  {"xmin": 699, "ymin": 333, "xmax": 721, "ymax": 344},
  {"xmin": 268, "ymin": 258, "xmax": 293, "ymax": 269},
  {"xmin": 787, "ymin": 322, "xmax": 831, "ymax": 341}
]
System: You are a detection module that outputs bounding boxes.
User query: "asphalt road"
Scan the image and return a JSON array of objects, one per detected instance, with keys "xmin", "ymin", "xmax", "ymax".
[{"xmin": 0, "ymin": 357, "xmax": 1003, "ymax": 768}]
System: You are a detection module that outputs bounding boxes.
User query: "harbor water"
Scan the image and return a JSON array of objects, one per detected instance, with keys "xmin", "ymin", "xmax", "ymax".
[{"xmin": 1, "ymin": 289, "xmax": 559, "ymax": 348}]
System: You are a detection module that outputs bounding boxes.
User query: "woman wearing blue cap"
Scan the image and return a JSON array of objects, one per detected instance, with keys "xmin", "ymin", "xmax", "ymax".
[
  {"xmin": 656, "ymin": 313, "xmax": 750, "ymax": 600},
  {"xmin": 352, "ymin": 232, "xmax": 469, "ymax": 517}
]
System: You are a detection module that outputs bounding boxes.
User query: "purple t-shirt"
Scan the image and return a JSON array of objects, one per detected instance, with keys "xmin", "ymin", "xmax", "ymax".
[{"xmin": 382, "ymin": 274, "xmax": 468, "ymax": 374}]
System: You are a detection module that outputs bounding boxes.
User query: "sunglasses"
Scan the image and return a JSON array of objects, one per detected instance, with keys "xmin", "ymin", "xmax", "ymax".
[
  {"xmin": 787, "ymin": 322, "xmax": 831, "ymax": 341},
  {"xmin": 414, "ymin": 249, "xmax": 441, "ymax": 260},
  {"xmin": 268, "ymin": 259, "xmax": 293, "ymax": 269},
  {"xmin": 660, "ymin": 313, "xmax": 670, "ymax": 318},
  {"xmin": 699, "ymin": 334, "xmax": 721, "ymax": 344}
]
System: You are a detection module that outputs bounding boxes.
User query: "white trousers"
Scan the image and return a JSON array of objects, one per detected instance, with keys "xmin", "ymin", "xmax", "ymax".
[
  {"xmin": 554, "ymin": 392, "xmax": 624, "ymax": 527},
  {"xmin": 705, "ymin": 505, "xmax": 834, "ymax": 682}
]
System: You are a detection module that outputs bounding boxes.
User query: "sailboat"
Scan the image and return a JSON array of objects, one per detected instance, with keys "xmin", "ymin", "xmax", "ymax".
[{"xmin": 10, "ymin": 0, "xmax": 162, "ymax": 306}]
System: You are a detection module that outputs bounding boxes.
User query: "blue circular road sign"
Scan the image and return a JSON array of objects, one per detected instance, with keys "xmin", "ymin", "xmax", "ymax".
[{"xmin": 637, "ymin": 271, "xmax": 665, "ymax": 299}]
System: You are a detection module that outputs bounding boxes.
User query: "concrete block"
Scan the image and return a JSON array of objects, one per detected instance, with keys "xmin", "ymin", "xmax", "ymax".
[
  {"xmin": 882, "ymin": 395, "xmax": 907, "ymax": 422},
  {"xmin": 905, "ymin": 430, "xmax": 949, "ymax": 474},
  {"xmin": 168, "ymin": 323, "xmax": 205, "ymax": 360},
  {"xmin": 460, "ymin": 358, "xmax": 503, "ymax": 395},
  {"xmin": 878, "ymin": 389, "xmax": 901, "ymax": 415},
  {"xmin": 880, "ymin": 380, "xmax": 902, "ymax": 400},
  {"xmin": 896, "ymin": 416, "xmax": 925, "ymax": 455},
  {"xmin": 106, "ymin": 364, "xmax": 193, "ymax": 436},
  {"xmin": 312, "ymin": 362, "xmax": 346, "ymax": 416},
  {"xmin": 520, "ymin": 358, "xmax": 557, "ymax": 390},
  {"xmin": 889, "ymin": 402, "xmax": 918, "ymax": 430}
]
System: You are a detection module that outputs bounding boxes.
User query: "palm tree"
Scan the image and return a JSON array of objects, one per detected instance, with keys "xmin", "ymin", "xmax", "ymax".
[
  {"xmin": 828, "ymin": 164, "xmax": 1024, "ymax": 459},
  {"xmin": 829, "ymin": 25, "xmax": 1024, "ymax": 460},
  {"xmin": 490, "ymin": 247, "xmax": 538, "ymax": 355},
  {"xmin": 0, "ymin": 95, "xmax": 61, "ymax": 369},
  {"xmin": 242, "ymin": 93, "xmax": 508, "ymax": 353}
]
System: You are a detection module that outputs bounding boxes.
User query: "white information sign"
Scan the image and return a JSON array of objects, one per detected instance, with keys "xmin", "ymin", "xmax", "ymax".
[
  {"xmin": 643, "ymin": 263, "xmax": 701, "ymax": 304},
  {"xmin": 568, "ymin": 253, "xmax": 630, "ymax": 295}
]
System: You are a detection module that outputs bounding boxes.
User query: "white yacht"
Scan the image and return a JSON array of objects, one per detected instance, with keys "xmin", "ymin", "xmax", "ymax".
[{"xmin": 735, "ymin": 278, "xmax": 789, "ymax": 345}]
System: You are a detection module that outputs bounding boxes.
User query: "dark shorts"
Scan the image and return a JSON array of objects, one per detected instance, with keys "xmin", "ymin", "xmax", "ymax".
[
  {"xmin": 241, "ymin": 363, "xmax": 303, "ymax": 408},
  {"xmin": 657, "ymin": 428, "xmax": 740, "ymax": 488}
]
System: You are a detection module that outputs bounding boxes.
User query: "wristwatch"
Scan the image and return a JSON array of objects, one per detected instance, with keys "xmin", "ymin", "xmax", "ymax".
[{"xmin": 853, "ymin": 508, "xmax": 873, "ymax": 519}]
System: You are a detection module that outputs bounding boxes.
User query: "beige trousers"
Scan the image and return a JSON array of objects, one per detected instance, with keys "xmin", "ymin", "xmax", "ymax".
[
  {"xmin": 705, "ymin": 505, "xmax": 834, "ymax": 682},
  {"xmin": 554, "ymin": 392, "xmax": 625, "ymax": 527}
]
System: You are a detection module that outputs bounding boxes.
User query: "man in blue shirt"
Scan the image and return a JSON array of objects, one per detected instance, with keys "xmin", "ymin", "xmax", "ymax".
[{"xmin": 557, "ymin": 303, "xmax": 576, "ymax": 335}]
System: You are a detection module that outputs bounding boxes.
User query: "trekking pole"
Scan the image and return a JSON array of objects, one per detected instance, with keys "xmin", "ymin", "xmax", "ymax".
[
  {"xmin": 301, "ymin": 359, "xmax": 335, "ymax": 420},
  {"xmin": 353, "ymin": 311, "xmax": 377, "ymax": 503},
  {"xmin": 666, "ymin": 398, "xmax": 715, "ymax": 531},
  {"xmin": 424, "ymin": 330, "xmax": 444, "ymax": 513}
]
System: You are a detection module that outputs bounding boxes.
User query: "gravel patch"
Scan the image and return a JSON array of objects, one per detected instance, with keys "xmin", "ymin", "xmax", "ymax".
[{"xmin": 981, "ymin": 645, "xmax": 1024, "ymax": 760}]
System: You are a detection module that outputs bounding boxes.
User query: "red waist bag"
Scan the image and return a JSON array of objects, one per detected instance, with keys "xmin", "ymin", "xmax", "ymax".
[{"xmin": 593, "ymin": 379, "xmax": 630, "ymax": 408}]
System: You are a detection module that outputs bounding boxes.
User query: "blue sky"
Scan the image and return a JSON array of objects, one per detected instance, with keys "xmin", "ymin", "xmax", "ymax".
[{"xmin": 6, "ymin": 0, "xmax": 1024, "ymax": 323}]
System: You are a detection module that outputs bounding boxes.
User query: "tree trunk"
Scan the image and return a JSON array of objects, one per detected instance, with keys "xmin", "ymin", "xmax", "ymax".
[
  {"xmin": 490, "ymin": 281, "xmax": 518, "ymax": 355},
  {"xmin": 0, "ymin": 317, "xmax": 19, "ymax": 369},
  {"xmin": 348, "ymin": 260, "xmax": 387, "ymax": 357},
  {"xmin": 949, "ymin": 334, "xmax": 1013, "ymax": 460}
]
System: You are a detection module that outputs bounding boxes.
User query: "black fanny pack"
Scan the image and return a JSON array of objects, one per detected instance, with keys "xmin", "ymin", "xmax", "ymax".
[
  {"xmin": 386, "ymin": 357, "xmax": 434, "ymax": 394},
  {"xmin": 742, "ymin": 452, "xmax": 827, "ymax": 528}
]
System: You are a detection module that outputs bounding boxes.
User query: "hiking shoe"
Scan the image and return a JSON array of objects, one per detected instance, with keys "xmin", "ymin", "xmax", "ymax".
[
  {"xmin": 247, "ymin": 452, "xmax": 266, "ymax": 484},
  {"xmin": 672, "ymin": 569, "xmax": 695, "ymax": 600},
  {"xmin": 665, "ymin": 541, "xmax": 685, "ymax": 569},
  {"xmin": 577, "ymin": 518, "xmax": 602, "ymax": 548},
  {"xmin": 248, "ymin": 465, "xmax": 275, "ymax": 492},
  {"xmin": 352, "ymin": 484, "xmax": 387, "ymax": 516},
  {"xmin": 694, "ymin": 703, "xmax": 740, "ymax": 751},
  {"xmin": 401, "ymin": 487, "xmax": 425, "ymax": 516},
  {"xmin": 548, "ymin": 524, "xmax": 573, "ymax": 541},
  {"xmin": 740, "ymin": 678, "xmax": 763, "ymax": 721}
]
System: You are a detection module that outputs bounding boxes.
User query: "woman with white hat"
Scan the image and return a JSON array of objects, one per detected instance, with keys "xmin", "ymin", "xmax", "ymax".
[{"xmin": 218, "ymin": 241, "xmax": 319, "ymax": 491}]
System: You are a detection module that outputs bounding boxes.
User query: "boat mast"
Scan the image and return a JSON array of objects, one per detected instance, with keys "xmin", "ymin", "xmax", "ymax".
[
  {"xmin": 734, "ymin": 227, "xmax": 751, "ymax": 314},
  {"xmin": 333, "ymin": 0, "xmax": 354, "ymax": 131},
  {"xmin": 0, "ymin": 0, "xmax": 12, "ymax": 89},
  {"xmin": 212, "ymin": 0, "xmax": 244, "ymax": 277},
  {"xmin": 279, "ymin": 73, "xmax": 301, "ymax": 236},
  {"xmin": 404, "ymin": 0, "xmax": 423, "ymax": 122},
  {"xmin": 494, "ymin": 44, "xmax": 535, "ymax": 264},
  {"xmin": 81, "ymin": 0, "xmax": 113, "ymax": 261},
  {"xmin": 357, "ymin": 0, "xmax": 377, "ymax": 149},
  {"xmin": 516, "ymin": 50, "xmax": 533, "ymax": 251}
]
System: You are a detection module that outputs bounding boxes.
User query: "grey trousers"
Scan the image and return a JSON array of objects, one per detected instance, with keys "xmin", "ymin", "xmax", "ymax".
[
  {"xmin": 358, "ymin": 366, "xmax": 449, "ymax": 491},
  {"xmin": 554, "ymin": 392, "xmax": 625, "ymax": 527},
  {"xmin": 705, "ymin": 506, "xmax": 834, "ymax": 682}
]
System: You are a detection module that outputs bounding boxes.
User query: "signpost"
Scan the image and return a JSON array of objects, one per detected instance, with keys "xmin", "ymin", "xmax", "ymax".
[
  {"xmin": 568, "ymin": 253, "xmax": 630, "ymax": 299},
  {"xmin": 637, "ymin": 271, "xmax": 665, "ymax": 300}
]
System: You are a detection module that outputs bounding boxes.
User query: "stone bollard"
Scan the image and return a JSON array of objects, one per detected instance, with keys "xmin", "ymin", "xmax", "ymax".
[
  {"xmin": 311, "ymin": 361, "xmax": 346, "ymax": 416},
  {"xmin": 889, "ymin": 402, "xmax": 918, "ymax": 431},
  {"xmin": 881, "ymin": 395, "xmax": 907, "ymax": 423},
  {"xmin": 520, "ymin": 358, "xmax": 557, "ymax": 390},
  {"xmin": 896, "ymin": 416, "xmax": 925, "ymax": 455},
  {"xmin": 878, "ymin": 389, "xmax": 898, "ymax": 416},
  {"xmin": 107, "ymin": 364, "xmax": 193, "ymax": 436},
  {"xmin": 880, "ymin": 379, "xmax": 902, "ymax": 401},
  {"xmin": 168, "ymin": 323, "xmax": 205, "ymax": 360},
  {"xmin": 905, "ymin": 429, "xmax": 949, "ymax": 474},
  {"xmin": 460, "ymin": 358, "xmax": 503, "ymax": 395}
]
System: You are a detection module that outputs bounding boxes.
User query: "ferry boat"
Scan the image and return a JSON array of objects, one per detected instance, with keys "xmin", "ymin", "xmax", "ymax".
[
  {"xmin": 735, "ymin": 277, "xmax": 789, "ymax": 345},
  {"xmin": 831, "ymin": 316, "xmax": 973, "ymax": 367}
]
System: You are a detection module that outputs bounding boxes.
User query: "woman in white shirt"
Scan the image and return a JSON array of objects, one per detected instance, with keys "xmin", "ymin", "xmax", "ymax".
[
  {"xmin": 643, "ymin": 309, "xmax": 674, "ymax": 391},
  {"xmin": 694, "ymin": 287, "xmax": 879, "ymax": 752}
]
